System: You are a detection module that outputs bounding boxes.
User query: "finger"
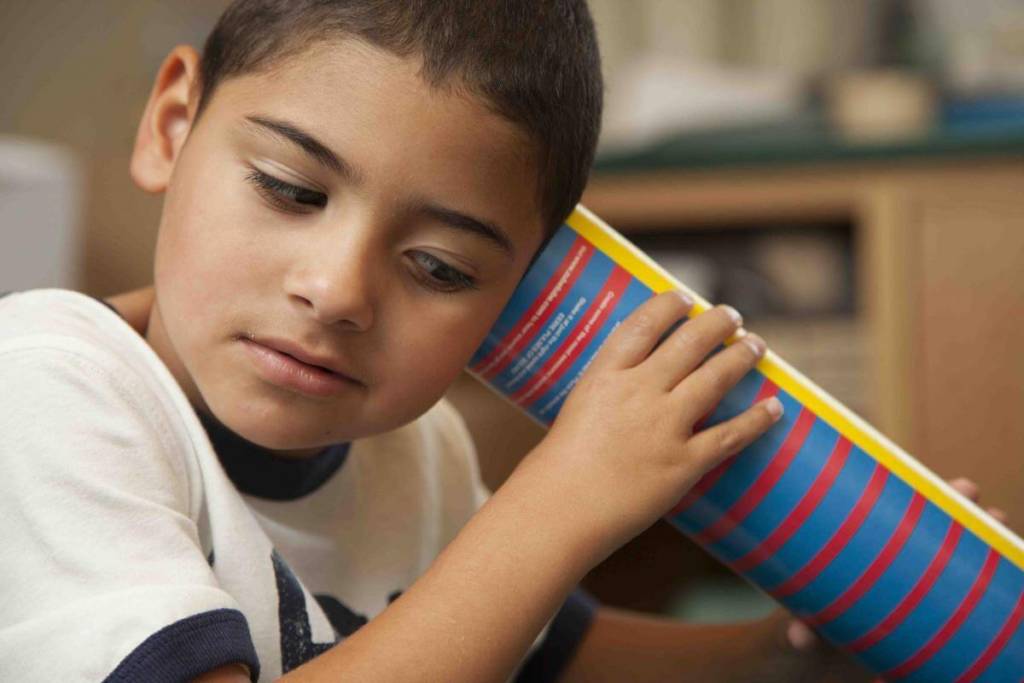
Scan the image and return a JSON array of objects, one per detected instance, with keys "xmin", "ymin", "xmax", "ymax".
[
  {"xmin": 787, "ymin": 620, "xmax": 820, "ymax": 651},
  {"xmin": 589, "ymin": 290, "xmax": 694, "ymax": 373},
  {"xmin": 671, "ymin": 332, "xmax": 767, "ymax": 424},
  {"xmin": 687, "ymin": 396, "xmax": 783, "ymax": 472},
  {"xmin": 949, "ymin": 477, "xmax": 980, "ymax": 502},
  {"xmin": 988, "ymin": 507, "xmax": 1008, "ymax": 524},
  {"xmin": 641, "ymin": 304, "xmax": 746, "ymax": 390}
]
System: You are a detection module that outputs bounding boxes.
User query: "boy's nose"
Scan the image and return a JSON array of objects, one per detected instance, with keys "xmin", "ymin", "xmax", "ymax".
[{"xmin": 284, "ymin": 252, "xmax": 376, "ymax": 332}]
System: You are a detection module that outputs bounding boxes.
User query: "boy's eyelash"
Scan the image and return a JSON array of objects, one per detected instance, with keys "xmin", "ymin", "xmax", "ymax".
[
  {"xmin": 246, "ymin": 167, "xmax": 476, "ymax": 295},
  {"xmin": 409, "ymin": 251, "xmax": 478, "ymax": 294},
  {"xmin": 245, "ymin": 167, "xmax": 327, "ymax": 211}
]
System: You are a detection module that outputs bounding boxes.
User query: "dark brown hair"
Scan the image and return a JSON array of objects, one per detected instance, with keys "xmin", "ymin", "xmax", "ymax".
[{"xmin": 197, "ymin": 0, "xmax": 603, "ymax": 234}]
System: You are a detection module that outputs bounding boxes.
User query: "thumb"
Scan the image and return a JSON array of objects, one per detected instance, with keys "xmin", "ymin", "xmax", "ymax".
[{"xmin": 786, "ymin": 618, "xmax": 881, "ymax": 682}]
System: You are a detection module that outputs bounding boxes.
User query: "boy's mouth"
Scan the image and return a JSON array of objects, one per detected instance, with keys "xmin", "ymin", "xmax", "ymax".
[{"xmin": 237, "ymin": 334, "xmax": 366, "ymax": 396}]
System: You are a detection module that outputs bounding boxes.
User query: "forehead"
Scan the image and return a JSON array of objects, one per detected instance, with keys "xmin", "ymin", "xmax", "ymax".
[{"xmin": 199, "ymin": 39, "xmax": 545, "ymax": 253}]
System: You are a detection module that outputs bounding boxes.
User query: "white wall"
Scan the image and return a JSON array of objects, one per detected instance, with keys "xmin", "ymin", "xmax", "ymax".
[{"xmin": 0, "ymin": 137, "xmax": 81, "ymax": 291}]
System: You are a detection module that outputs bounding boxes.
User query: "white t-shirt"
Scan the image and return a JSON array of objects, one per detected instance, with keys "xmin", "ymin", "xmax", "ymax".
[{"xmin": 0, "ymin": 289, "xmax": 595, "ymax": 683}]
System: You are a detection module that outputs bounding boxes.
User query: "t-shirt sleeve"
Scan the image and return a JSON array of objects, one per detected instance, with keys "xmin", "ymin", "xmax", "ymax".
[
  {"xmin": 432, "ymin": 399, "xmax": 599, "ymax": 683},
  {"xmin": 0, "ymin": 341, "xmax": 259, "ymax": 682}
]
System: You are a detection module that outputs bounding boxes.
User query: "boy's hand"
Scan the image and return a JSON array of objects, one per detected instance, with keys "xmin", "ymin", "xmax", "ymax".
[
  {"xmin": 766, "ymin": 477, "xmax": 1009, "ymax": 682},
  {"xmin": 524, "ymin": 290, "xmax": 781, "ymax": 565}
]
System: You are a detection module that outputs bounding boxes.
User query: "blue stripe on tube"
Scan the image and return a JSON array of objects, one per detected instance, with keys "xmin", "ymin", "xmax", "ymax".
[
  {"xmin": 792, "ymin": 471, "xmax": 915, "ymax": 621},
  {"xmin": 529, "ymin": 277, "xmax": 653, "ymax": 422},
  {"xmin": 675, "ymin": 388, "xmax": 800, "ymax": 536},
  {"xmin": 751, "ymin": 453, "xmax": 869, "ymax": 598},
  {"xmin": 907, "ymin": 556, "xmax": 1024, "ymax": 683},
  {"xmin": 491, "ymin": 250, "xmax": 615, "ymax": 394},
  {"xmin": 823, "ymin": 501, "xmax": 951, "ymax": 645},
  {"xmin": 858, "ymin": 528, "xmax": 984, "ymax": 673},
  {"xmin": 707, "ymin": 418, "xmax": 839, "ymax": 565},
  {"xmin": 471, "ymin": 226, "xmax": 578, "ymax": 366}
]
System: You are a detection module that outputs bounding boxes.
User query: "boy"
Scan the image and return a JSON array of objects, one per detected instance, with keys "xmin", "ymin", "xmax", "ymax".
[{"xmin": 0, "ymin": 1, "xmax": 1001, "ymax": 681}]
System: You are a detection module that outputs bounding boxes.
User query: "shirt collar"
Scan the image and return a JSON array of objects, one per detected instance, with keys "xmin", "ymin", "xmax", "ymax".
[{"xmin": 196, "ymin": 410, "xmax": 351, "ymax": 501}]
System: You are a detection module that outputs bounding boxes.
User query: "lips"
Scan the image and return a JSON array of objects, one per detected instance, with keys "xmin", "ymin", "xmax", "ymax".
[
  {"xmin": 252, "ymin": 335, "xmax": 361, "ymax": 383},
  {"xmin": 239, "ymin": 334, "xmax": 365, "ymax": 398}
]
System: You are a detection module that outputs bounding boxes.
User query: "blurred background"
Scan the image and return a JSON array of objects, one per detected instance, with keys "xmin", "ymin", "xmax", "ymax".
[{"xmin": 3, "ymin": 0, "xmax": 1023, "ymax": 634}]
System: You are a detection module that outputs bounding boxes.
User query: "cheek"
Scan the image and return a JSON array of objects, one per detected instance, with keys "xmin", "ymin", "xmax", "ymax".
[
  {"xmin": 384, "ymin": 301, "xmax": 499, "ymax": 398},
  {"xmin": 402, "ymin": 327, "xmax": 477, "ymax": 388},
  {"xmin": 158, "ymin": 169, "xmax": 274, "ymax": 311}
]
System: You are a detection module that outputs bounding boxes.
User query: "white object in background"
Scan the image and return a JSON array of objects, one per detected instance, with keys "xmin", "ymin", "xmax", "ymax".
[
  {"xmin": 599, "ymin": 55, "xmax": 803, "ymax": 151},
  {"xmin": 917, "ymin": 0, "xmax": 1024, "ymax": 94},
  {"xmin": 825, "ymin": 69, "xmax": 938, "ymax": 141},
  {"xmin": 0, "ymin": 136, "xmax": 81, "ymax": 291}
]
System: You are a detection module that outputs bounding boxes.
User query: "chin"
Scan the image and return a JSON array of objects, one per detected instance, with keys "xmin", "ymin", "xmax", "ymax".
[
  {"xmin": 203, "ymin": 376, "xmax": 448, "ymax": 449},
  {"xmin": 199, "ymin": 391, "xmax": 332, "ymax": 451}
]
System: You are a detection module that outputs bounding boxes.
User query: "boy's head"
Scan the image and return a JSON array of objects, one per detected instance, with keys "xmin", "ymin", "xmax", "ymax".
[
  {"xmin": 198, "ymin": 0, "xmax": 603, "ymax": 236},
  {"xmin": 130, "ymin": 0, "xmax": 602, "ymax": 455}
]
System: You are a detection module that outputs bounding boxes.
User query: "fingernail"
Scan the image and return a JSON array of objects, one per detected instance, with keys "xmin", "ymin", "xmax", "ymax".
[
  {"xmin": 742, "ymin": 333, "xmax": 766, "ymax": 358},
  {"xmin": 722, "ymin": 304, "xmax": 743, "ymax": 328},
  {"xmin": 764, "ymin": 396, "xmax": 784, "ymax": 420},
  {"xmin": 675, "ymin": 290, "xmax": 694, "ymax": 307}
]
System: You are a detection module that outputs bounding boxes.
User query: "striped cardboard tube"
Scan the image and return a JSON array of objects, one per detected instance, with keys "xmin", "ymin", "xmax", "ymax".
[{"xmin": 468, "ymin": 205, "xmax": 1024, "ymax": 682}]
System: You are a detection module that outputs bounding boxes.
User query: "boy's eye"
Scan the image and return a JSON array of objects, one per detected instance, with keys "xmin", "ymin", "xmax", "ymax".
[
  {"xmin": 245, "ymin": 167, "xmax": 327, "ymax": 212},
  {"xmin": 408, "ymin": 251, "xmax": 478, "ymax": 294}
]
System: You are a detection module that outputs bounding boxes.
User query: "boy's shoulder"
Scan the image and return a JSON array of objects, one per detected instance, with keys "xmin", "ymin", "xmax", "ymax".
[
  {"xmin": 0, "ymin": 288, "xmax": 214, "ymax": 520},
  {"xmin": 0, "ymin": 287, "xmax": 171, "ymax": 391},
  {"xmin": 0, "ymin": 288, "xmax": 136, "ymax": 352},
  {"xmin": 0, "ymin": 288, "xmax": 206, "ymax": 468}
]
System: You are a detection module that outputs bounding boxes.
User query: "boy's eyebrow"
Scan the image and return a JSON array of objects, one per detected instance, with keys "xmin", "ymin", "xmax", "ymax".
[
  {"xmin": 243, "ymin": 114, "xmax": 515, "ymax": 258},
  {"xmin": 243, "ymin": 115, "xmax": 357, "ymax": 181},
  {"xmin": 414, "ymin": 202, "xmax": 515, "ymax": 258}
]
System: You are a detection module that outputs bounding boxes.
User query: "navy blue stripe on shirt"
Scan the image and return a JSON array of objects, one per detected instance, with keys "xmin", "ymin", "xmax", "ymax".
[
  {"xmin": 104, "ymin": 608, "xmax": 260, "ymax": 683},
  {"xmin": 94, "ymin": 296, "xmax": 123, "ymax": 317},
  {"xmin": 514, "ymin": 587, "xmax": 599, "ymax": 683},
  {"xmin": 197, "ymin": 409, "xmax": 351, "ymax": 500}
]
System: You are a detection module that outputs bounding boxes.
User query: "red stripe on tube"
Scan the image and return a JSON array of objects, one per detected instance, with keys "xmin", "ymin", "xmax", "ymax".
[
  {"xmin": 804, "ymin": 493, "xmax": 926, "ymax": 628},
  {"xmin": 846, "ymin": 522, "xmax": 963, "ymax": 653},
  {"xmin": 731, "ymin": 436, "xmax": 852, "ymax": 573},
  {"xmin": 668, "ymin": 379, "xmax": 780, "ymax": 517},
  {"xmin": 885, "ymin": 548, "xmax": 999, "ymax": 680},
  {"xmin": 771, "ymin": 464, "xmax": 889, "ymax": 600},
  {"xmin": 953, "ymin": 587, "xmax": 1024, "ymax": 683},
  {"xmin": 511, "ymin": 266, "xmax": 631, "ymax": 407},
  {"xmin": 475, "ymin": 237, "xmax": 594, "ymax": 379},
  {"xmin": 694, "ymin": 407, "xmax": 817, "ymax": 546}
]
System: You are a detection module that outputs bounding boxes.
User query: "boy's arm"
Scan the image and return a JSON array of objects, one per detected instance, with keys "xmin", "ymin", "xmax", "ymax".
[
  {"xmin": 272, "ymin": 294, "xmax": 778, "ymax": 683},
  {"xmin": 280, "ymin": 463, "xmax": 601, "ymax": 682}
]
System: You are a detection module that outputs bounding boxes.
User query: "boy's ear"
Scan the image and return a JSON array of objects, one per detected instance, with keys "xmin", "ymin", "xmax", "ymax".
[{"xmin": 130, "ymin": 45, "xmax": 202, "ymax": 193}]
